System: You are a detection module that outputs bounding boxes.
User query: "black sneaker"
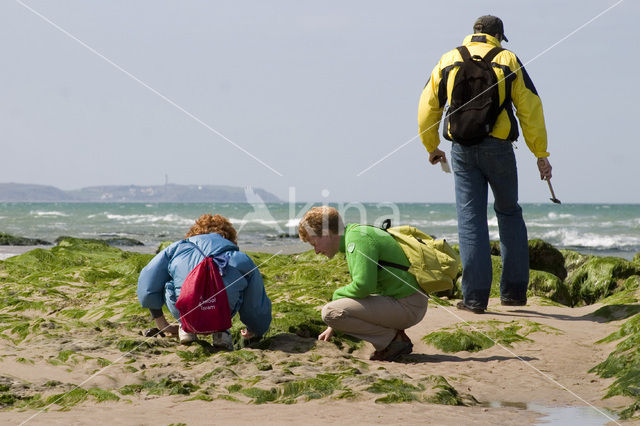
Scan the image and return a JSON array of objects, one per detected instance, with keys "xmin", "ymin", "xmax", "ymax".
[
  {"xmin": 501, "ymin": 299, "xmax": 527, "ymax": 306},
  {"xmin": 456, "ymin": 301, "xmax": 485, "ymax": 314}
]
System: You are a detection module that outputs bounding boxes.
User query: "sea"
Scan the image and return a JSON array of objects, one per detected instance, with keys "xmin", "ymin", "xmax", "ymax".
[{"xmin": 0, "ymin": 202, "xmax": 639, "ymax": 260}]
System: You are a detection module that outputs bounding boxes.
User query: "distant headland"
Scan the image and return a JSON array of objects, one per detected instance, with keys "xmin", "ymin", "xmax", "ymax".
[{"xmin": 0, "ymin": 183, "xmax": 281, "ymax": 203}]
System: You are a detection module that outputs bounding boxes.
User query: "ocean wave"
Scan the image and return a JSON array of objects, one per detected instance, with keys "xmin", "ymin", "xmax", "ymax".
[
  {"xmin": 541, "ymin": 229, "xmax": 640, "ymax": 250},
  {"xmin": 104, "ymin": 213, "xmax": 193, "ymax": 226},
  {"xmin": 430, "ymin": 219, "xmax": 458, "ymax": 227},
  {"xmin": 228, "ymin": 217, "xmax": 285, "ymax": 226},
  {"xmin": 30, "ymin": 211, "xmax": 69, "ymax": 217},
  {"xmin": 286, "ymin": 218, "xmax": 301, "ymax": 228},
  {"xmin": 546, "ymin": 212, "xmax": 575, "ymax": 220}
]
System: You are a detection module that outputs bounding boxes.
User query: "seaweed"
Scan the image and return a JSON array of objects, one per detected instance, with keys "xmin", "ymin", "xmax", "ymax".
[
  {"xmin": 422, "ymin": 320, "xmax": 556, "ymax": 353},
  {"xmin": 591, "ymin": 313, "xmax": 640, "ymax": 419}
]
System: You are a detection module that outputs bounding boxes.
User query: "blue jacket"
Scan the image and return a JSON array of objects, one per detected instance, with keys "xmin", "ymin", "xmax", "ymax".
[{"xmin": 137, "ymin": 233, "xmax": 271, "ymax": 336}]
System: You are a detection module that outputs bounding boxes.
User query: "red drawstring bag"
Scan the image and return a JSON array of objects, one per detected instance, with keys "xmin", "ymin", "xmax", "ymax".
[{"xmin": 175, "ymin": 255, "xmax": 232, "ymax": 334}]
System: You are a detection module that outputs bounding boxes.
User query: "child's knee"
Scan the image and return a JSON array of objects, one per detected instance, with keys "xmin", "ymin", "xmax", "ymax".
[{"xmin": 321, "ymin": 303, "xmax": 346, "ymax": 325}]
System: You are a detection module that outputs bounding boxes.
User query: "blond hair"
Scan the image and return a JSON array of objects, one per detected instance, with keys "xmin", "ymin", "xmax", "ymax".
[
  {"xmin": 186, "ymin": 214, "xmax": 238, "ymax": 245},
  {"xmin": 298, "ymin": 206, "xmax": 343, "ymax": 242}
]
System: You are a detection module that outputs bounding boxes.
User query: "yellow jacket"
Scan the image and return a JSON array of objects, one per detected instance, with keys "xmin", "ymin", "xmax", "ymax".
[{"xmin": 418, "ymin": 34, "xmax": 549, "ymax": 158}]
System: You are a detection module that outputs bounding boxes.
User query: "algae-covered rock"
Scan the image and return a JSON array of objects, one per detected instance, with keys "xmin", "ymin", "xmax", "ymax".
[
  {"xmin": 559, "ymin": 249, "xmax": 593, "ymax": 276},
  {"xmin": 598, "ymin": 276, "xmax": 640, "ymax": 306},
  {"xmin": 54, "ymin": 235, "xmax": 143, "ymax": 248},
  {"xmin": 634, "ymin": 252, "xmax": 640, "ymax": 265},
  {"xmin": 103, "ymin": 237, "xmax": 144, "ymax": 247},
  {"xmin": 528, "ymin": 270, "xmax": 571, "ymax": 305},
  {"xmin": 528, "ymin": 239, "xmax": 567, "ymax": 280},
  {"xmin": 491, "ymin": 239, "xmax": 566, "ymax": 280},
  {"xmin": 489, "ymin": 255, "xmax": 502, "ymax": 298},
  {"xmin": 565, "ymin": 257, "xmax": 640, "ymax": 306},
  {"xmin": 489, "ymin": 241, "xmax": 501, "ymax": 256},
  {"xmin": 156, "ymin": 241, "xmax": 174, "ymax": 254},
  {"xmin": 0, "ymin": 232, "xmax": 51, "ymax": 246}
]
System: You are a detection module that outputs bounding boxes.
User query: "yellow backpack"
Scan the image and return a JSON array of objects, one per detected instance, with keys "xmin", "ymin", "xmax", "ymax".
[{"xmin": 379, "ymin": 220, "xmax": 460, "ymax": 294}]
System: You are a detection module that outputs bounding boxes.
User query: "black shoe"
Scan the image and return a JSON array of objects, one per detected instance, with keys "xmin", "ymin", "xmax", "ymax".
[
  {"xmin": 501, "ymin": 299, "xmax": 527, "ymax": 306},
  {"xmin": 456, "ymin": 301, "xmax": 485, "ymax": 314}
]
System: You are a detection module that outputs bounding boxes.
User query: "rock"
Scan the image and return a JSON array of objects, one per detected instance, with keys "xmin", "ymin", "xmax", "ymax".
[
  {"xmin": 633, "ymin": 252, "xmax": 640, "ymax": 265},
  {"xmin": 491, "ymin": 239, "xmax": 566, "ymax": 280},
  {"xmin": 55, "ymin": 236, "xmax": 109, "ymax": 247},
  {"xmin": 528, "ymin": 239, "xmax": 567, "ymax": 280},
  {"xmin": 528, "ymin": 270, "xmax": 571, "ymax": 305},
  {"xmin": 155, "ymin": 241, "xmax": 174, "ymax": 254},
  {"xmin": 0, "ymin": 232, "xmax": 51, "ymax": 246},
  {"xmin": 565, "ymin": 257, "xmax": 640, "ymax": 306},
  {"xmin": 559, "ymin": 249, "xmax": 592, "ymax": 276},
  {"xmin": 103, "ymin": 237, "xmax": 144, "ymax": 247},
  {"xmin": 489, "ymin": 241, "xmax": 501, "ymax": 256}
]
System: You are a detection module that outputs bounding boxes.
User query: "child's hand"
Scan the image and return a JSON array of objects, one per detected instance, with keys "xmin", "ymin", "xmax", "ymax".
[{"xmin": 241, "ymin": 329, "xmax": 255, "ymax": 339}]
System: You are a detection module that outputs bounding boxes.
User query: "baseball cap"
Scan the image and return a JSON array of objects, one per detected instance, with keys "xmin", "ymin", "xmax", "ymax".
[{"xmin": 473, "ymin": 15, "xmax": 508, "ymax": 42}]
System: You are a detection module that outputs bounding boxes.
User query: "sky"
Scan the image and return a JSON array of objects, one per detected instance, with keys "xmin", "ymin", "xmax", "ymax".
[{"xmin": 1, "ymin": 0, "xmax": 637, "ymax": 203}]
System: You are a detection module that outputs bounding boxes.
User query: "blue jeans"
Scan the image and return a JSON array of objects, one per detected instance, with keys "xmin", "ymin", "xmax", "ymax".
[{"xmin": 451, "ymin": 137, "xmax": 529, "ymax": 309}]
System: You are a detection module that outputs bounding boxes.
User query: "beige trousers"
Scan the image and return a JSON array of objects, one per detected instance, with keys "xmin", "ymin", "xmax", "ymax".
[{"xmin": 321, "ymin": 291, "xmax": 428, "ymax": 351}]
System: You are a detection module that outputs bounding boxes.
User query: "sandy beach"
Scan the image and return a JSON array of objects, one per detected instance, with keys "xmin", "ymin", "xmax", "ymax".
[{"xmin": 0, "ymin": 296, "xmax": 631, "ymax": 425}]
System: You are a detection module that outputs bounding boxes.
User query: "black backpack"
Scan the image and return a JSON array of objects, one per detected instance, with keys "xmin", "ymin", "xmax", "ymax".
[{"xmin": 443, "ymin": 46, "xmax": 504, "ymax": 145}]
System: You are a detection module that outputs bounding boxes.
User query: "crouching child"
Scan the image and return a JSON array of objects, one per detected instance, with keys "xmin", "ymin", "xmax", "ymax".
[
  {"xmin": 137, "ymin": 214, "xmax": 271, "ymax": 349},
  {"xmin": 298, "ymin": 206, "xmax": 428, "ymax": 361}
]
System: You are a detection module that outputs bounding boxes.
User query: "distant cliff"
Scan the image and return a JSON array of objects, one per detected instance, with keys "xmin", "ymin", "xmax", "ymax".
[{"xmin": 0, "ymin": 183, "xmax": 281, "ymax": 203}]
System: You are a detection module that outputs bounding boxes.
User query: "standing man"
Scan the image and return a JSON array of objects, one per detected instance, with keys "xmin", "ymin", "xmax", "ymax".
[
  {"xmin": 418, "ymin": 15, "xmax": 552, "ymax": 313},
  {"xmin": 298, "ymin": 206, "xmax": 428, "ymax": 361}
]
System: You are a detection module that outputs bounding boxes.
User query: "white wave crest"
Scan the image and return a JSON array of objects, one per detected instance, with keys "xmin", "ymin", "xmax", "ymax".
[
  {"xmin": 30, "ymin": 211, "xmax": 69, "ymax": 217},
  {"xmin": 105, "ymin": 213, "xmax": 192, "ymax": 226},
  {"xmin": 546, "ymin": 212, "xmax": 575, "ymax": 220},
  {"xmin": 542, "ymin": 229, "xmax": 640, "ymax": 249},
  {"xmin": 430, "ymin": 219, "xmax": 458, "ymax": 227},
  {"xmin": 286, "ymin": 218, "xmax": 301, "ymax": 228}
]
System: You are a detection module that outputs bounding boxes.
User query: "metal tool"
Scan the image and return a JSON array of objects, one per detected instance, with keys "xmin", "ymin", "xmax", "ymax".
[{"xmin": 546, "ymin": 178, "xmax": 561, "ymax": 204}]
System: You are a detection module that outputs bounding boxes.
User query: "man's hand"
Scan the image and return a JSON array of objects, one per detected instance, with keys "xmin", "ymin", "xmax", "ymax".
[
  {"xmin": 429, "ymin": 148, "xmax": 447, "ymax": 165},
  {"xmin": 318, "ymin": 327, "xmax": 334, "ymax": 341},
  {"xmin": 537, "ymin": 157, "xmax": 552, "ymax": 180}
]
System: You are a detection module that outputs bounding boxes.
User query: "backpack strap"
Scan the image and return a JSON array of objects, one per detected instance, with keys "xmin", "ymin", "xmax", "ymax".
[
  {"xmin": 378, "ymin": 259, "xmax": 409, "ymax": 272},
  {"xmin": 482, "ymin": 47, "xmax": 507, "ymax": 114},
  {"xmin": 456, "ymin": 46, "xmax": 471, "ymax": 62},
  {"xmin": 483, "ymin": 46, "xmax": 503, "ymax": 63},
  {"xmin": 376, "ymin": 219, "xmax": 411, "ymax": 272}
]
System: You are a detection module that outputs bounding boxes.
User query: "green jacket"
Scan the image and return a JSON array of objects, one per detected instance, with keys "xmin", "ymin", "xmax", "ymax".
[{"xmin": 332, "ymin": 224, "xmax": 420, "ymax": 301}]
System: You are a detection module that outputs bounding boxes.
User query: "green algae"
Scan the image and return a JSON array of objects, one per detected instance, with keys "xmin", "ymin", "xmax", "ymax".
[
  {"xmin": 45, "ymin": 387, "xmax": 119, "ymax": 408},
  {"xmin": 242, "ymin": 387, "xmax": 279, "ymax": 404},
  {"xmin": 528, "ymin": 270, "xmax": 571, "ymax": 305},
  {"xmin": 423, "ymin": 320, "xmax": 558, "ymax": 353},
  {"xmin": 0, "ymin": 237, "xmax": 478, "ymax": 410},
  {"xmin": 366, "ymin": 378, "xmax": 421, "ymax": 403},
  {"xmin": 118, "ymin": 379, "xmax": 199, "ymax": 397},
  {"xmin": 565, "ymin": 257, "xmax": 640, "ymax": 306},
  {"xmin": 422, "ymin": 375, "xmax": 464, "ymax": 405},
  {"xmin": 591, "ymin": 313, "xmax": 640, "ymax": 419}
]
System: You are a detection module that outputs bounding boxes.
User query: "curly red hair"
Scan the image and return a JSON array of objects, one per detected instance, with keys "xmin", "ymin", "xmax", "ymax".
[{"xmin": 185, "ymin": 214, "xmax": 238, "ymax": 245}]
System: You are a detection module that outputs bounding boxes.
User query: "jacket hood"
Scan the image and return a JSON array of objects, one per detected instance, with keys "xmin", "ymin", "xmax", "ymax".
[{"xmin": 186, "ymin": 233, "xmax": 239, "ymax": 257}]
